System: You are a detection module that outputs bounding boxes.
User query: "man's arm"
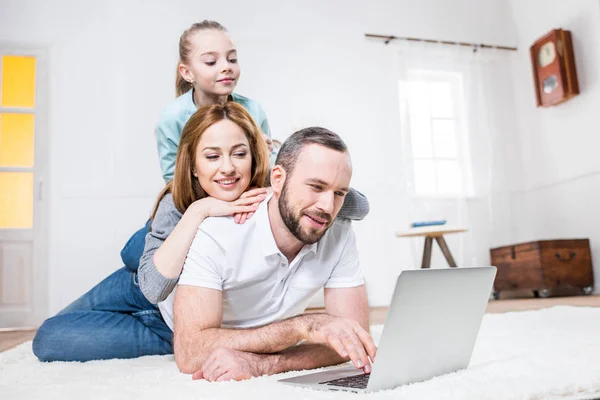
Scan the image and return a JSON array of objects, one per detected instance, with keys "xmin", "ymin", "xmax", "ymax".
[
  {"xmin": 193, "ymin": 344, "xmax": 341, "ymax": 382},
  {"xmin": 264, "ymin": 286, "xmax": 372, "ymax": 373},
  {"xmin": 173, "ymin": 285, "xmax": 313, "ymax": 373},
  {"xmin": 325, "ymin": 285, "xmax": 371, "ymax": 331},
  {"xmin": 273, "ymin": 285, "xmax": 373, "ymax": 373},
  {"xmin": 191, "ymin": 285, "xmax": 374, "ymax": 381},
  {"xmin": 173, "ymin": 285, "xmax": 375, "ymax": 374},
  {"xmin": 174, "ymin": 285, "xmax": 304, "ymax": 373}
]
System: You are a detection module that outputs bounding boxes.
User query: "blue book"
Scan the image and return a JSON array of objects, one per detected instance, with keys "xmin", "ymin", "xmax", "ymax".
[{"xmin": 411, "ymin": 220, "xmax": 447, "ymax": 228}]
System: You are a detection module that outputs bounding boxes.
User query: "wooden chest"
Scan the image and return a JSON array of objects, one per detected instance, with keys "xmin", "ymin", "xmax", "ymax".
[{"xmin": 490, "ymin": 239, "xmax": 594, "ymax": 298}]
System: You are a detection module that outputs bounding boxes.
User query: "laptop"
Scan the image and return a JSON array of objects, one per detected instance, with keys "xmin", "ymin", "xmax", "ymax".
[{"xmin": 279, "ymin": 266, "xmax": 497, "ymax": 393}]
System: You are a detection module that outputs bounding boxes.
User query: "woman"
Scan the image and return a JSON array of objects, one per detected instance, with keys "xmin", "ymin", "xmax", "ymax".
[
  {"xmin": 33, "ymin": 102, "xmax": 270, "ymax": 362},
  {"xmin": 120, "ymin": 20, "xmax": 268, "ymax": 279}
]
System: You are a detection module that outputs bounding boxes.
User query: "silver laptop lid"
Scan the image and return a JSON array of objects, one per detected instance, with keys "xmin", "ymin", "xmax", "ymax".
[{"xmin": 367, "ymin": 266, "xmax": 496, "ymax": 392}]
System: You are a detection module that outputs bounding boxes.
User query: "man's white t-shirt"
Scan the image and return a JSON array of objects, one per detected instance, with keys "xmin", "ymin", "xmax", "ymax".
[{"xmin": 158, "ymin": 197, "xmax": 364, "ymax": 330}]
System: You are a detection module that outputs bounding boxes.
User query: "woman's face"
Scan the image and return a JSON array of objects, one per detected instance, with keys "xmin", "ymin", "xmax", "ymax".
[
  {"xmin": 194, "ymin": 119, "xmax": 252, "ymax": 201},
  {"xmin": 183, "ymin": 29, "xmax": 241, "ymax": 97}
]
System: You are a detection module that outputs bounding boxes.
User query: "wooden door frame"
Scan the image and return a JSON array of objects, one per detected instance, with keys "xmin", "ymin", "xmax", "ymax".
[{"xmin": 0, "ymin": 43, "xmax": 49, "ymax": 327}]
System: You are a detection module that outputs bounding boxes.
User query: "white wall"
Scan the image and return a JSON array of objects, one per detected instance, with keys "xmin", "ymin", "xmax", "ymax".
[
  {"xmin": 0, "ymin": 0, "xmax": 516, "ymax": 315},
  {"xmin": 507, "ymin": 0, "xmax": 600, "ymax": 290}
]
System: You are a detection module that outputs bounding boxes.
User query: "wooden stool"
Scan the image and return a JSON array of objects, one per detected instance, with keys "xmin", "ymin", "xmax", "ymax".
[{"xmin": 396, "ymin": 226, "xmax": 467, "ymax": 269}]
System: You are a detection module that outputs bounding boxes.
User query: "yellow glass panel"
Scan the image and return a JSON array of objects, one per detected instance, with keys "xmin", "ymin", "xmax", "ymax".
[
  {"xmin": 0, "ymin": 172, "xmax": 33, "ymax": 229},
  {"xmin": 1, "ymin": 55, "xmax": 36, "ymax": 108},
  {"xmin": 0, "ymin": 113, "xmax": 35, "ymax": 167}
]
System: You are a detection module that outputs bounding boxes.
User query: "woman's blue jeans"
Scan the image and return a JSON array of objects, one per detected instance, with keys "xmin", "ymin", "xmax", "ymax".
[{"xmin": 33, "ymin": 267, "xmax": 173, "ymax": 362}]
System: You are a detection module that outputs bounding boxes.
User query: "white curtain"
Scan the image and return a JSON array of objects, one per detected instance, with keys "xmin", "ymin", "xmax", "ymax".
[{"xmin": 395, "ymin": 42, "xmax": 518, "ymax": 267}]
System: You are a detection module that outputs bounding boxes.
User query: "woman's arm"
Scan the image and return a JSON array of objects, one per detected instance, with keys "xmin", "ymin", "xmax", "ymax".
[
  {"xmin": 138, "ymin": 194, "xmax": 192, "ymax": 303},
  {"xmin": 337, "ymin": 187, "xmax": 370, "ymax": 221},
  {"xmin": 139, "ymin": 190, "xmax": 268, "ymax": 304}
]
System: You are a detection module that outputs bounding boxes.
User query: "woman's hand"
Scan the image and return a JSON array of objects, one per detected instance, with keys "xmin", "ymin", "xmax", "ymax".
[
  {"xmin": 233, "ymin": 188, "xmax": 268, "ymax": 224},
  {"xmin": 188, "ymin": 188, "xmax": 267, "ymax": 223}
]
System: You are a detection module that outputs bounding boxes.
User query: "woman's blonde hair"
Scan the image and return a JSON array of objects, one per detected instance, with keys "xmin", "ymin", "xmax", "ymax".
[
  {"xmin": 152, "ymin": 102, "xmax": 270, "ymax": 219},
  {"xmin": 176, "ymin": 20, "xmax": 228, "ymax": 97}
]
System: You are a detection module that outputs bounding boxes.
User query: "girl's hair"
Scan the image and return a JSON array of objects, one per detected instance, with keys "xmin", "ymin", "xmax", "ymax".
[
  {"xmin": 151, "ymin": 102, "xmax": 270, "ymax": 220},
  {"xmin": 176, "ymin": 20, "xmax": 228, "ymax": 97}
]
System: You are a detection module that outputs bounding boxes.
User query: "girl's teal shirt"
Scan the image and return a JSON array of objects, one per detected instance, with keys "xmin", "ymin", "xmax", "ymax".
[{"xmin": 155, "ymin": 90, "xmax": 270, "ymax": 182}]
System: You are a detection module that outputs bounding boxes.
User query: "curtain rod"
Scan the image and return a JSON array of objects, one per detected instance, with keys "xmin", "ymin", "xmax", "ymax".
[{"xmin": 365, "ymin": 33, "xmax": 518, "ymax": 51}]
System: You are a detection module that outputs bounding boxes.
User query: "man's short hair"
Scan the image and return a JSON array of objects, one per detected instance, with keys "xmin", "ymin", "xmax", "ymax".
[{"xmin": 275, "ymin": 127, "xmax": 348, "ymax": 176}]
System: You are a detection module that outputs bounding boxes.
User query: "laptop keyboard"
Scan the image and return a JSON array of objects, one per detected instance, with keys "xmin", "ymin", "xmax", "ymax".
[{"xmin": 319, "ymin": 373, "xmax": 370, "ymax": 389}]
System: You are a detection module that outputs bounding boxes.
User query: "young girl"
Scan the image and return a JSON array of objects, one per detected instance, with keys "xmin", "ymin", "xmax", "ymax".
[
  {"xmin": 156, "ymin": 20, "xmax": 272, "ymax": 183},
  {"xmin": 33, "ymin": 103, "xmax": 270, "ymax": 362}
]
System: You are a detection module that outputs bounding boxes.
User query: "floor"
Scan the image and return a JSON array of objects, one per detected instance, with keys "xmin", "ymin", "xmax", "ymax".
[
  {"xmin": 0, "ymin": 329, "xmax": 36, "ymax": 353},
  {"xmin": 1, "ymin": 295, "xmax": 599, "ymax": 353}
]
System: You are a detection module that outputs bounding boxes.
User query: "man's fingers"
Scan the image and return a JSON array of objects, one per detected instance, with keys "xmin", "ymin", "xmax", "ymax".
[
  {"xmin": 200, "ymin": 352, "xmax": 217, "ymax": 374},
  {"xmin": 326, "ymin": 334, "xmax": 348, "ymax": 358},
  {"xmin": 338, "ymin": 329, "xmax": 370, "ymax": 370},
  {"xmin": 206, "ymin": 365, "xmax": 226, "ymax": 382},
  {"xmin": 339, "ymin": 332, "xmax": 362, "ymax": 369},
  {"xmin": 192, "ymin": 369, "xmax": 204, "ymax": 380},
  {"xmin": 212, "ymin": 366, "xmax": 229, "ymax": 382},
  {"xmin": 216, "ymin": 371, "xmax": 235, "ymax": 382},
  {"xmin": 348, "ymin": 332, "xmax": 370, "ymax": 371},
  {"xmin": 355, "ymin": 328, "xmax": 378, "ymax": 361},
  {"xmin": 201, "ymin": 358, "xmax": 220, "ymax": 382}
]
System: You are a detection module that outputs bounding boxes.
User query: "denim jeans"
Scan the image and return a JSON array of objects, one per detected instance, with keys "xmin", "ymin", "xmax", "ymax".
[
  {"xmin": 121, "ymin": 219, "xmax": 151, "ymax": 272},
  {"xmin": 33, "ymin": 267, "xmax": 173, "ymax": 362}
]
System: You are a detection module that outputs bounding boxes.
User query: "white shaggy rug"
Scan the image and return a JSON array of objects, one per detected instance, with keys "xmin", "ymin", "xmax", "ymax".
[{"xmin": 2, "ymin": 306, "xmax": 600, "ymax": 400}]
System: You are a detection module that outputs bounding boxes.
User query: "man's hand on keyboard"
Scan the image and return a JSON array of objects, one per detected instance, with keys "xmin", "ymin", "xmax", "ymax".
[{"xmin": 302, "ymin": 314, "xmax": 377, "ymax": 373}]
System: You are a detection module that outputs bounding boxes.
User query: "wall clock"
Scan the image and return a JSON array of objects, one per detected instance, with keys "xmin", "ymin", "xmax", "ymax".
[{"xmin": 530, "ymin": 29, "xmax": 579, "ymax": 107}]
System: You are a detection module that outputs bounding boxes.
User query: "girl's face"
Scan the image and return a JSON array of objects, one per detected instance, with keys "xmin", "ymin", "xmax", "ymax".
[
  {"xmin": 194, "ymin": 119, "xmax": 252, "ymax": 201},
  {"xmin": 182, "ymin": 30, "xmax": 241, "ymax": 97}
]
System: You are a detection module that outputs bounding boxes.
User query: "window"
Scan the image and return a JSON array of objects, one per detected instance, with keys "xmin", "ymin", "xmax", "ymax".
[
  {"xmin": 403, "ymin": 70, "xmax": 471, "ymax": 197},
  {"xmin": 0, "ymin": 55, "xmax": 36, "ymax": 228}
]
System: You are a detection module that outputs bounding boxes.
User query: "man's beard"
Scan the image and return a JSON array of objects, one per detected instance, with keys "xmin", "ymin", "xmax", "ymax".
[{"xmin": 278, "ymin": 183, "xmax": 332, "ymax": 244}]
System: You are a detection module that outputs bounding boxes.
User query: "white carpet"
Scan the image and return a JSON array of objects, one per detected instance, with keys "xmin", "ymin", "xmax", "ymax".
[{"xmin": 2, "ymin": 306, "xmax": 600, "ymax": 400}]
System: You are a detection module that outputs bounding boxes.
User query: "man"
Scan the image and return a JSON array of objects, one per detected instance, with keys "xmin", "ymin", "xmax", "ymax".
[{"xmin": 158, "ymin": 127, "xmax": 375, "ymax": 381}]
